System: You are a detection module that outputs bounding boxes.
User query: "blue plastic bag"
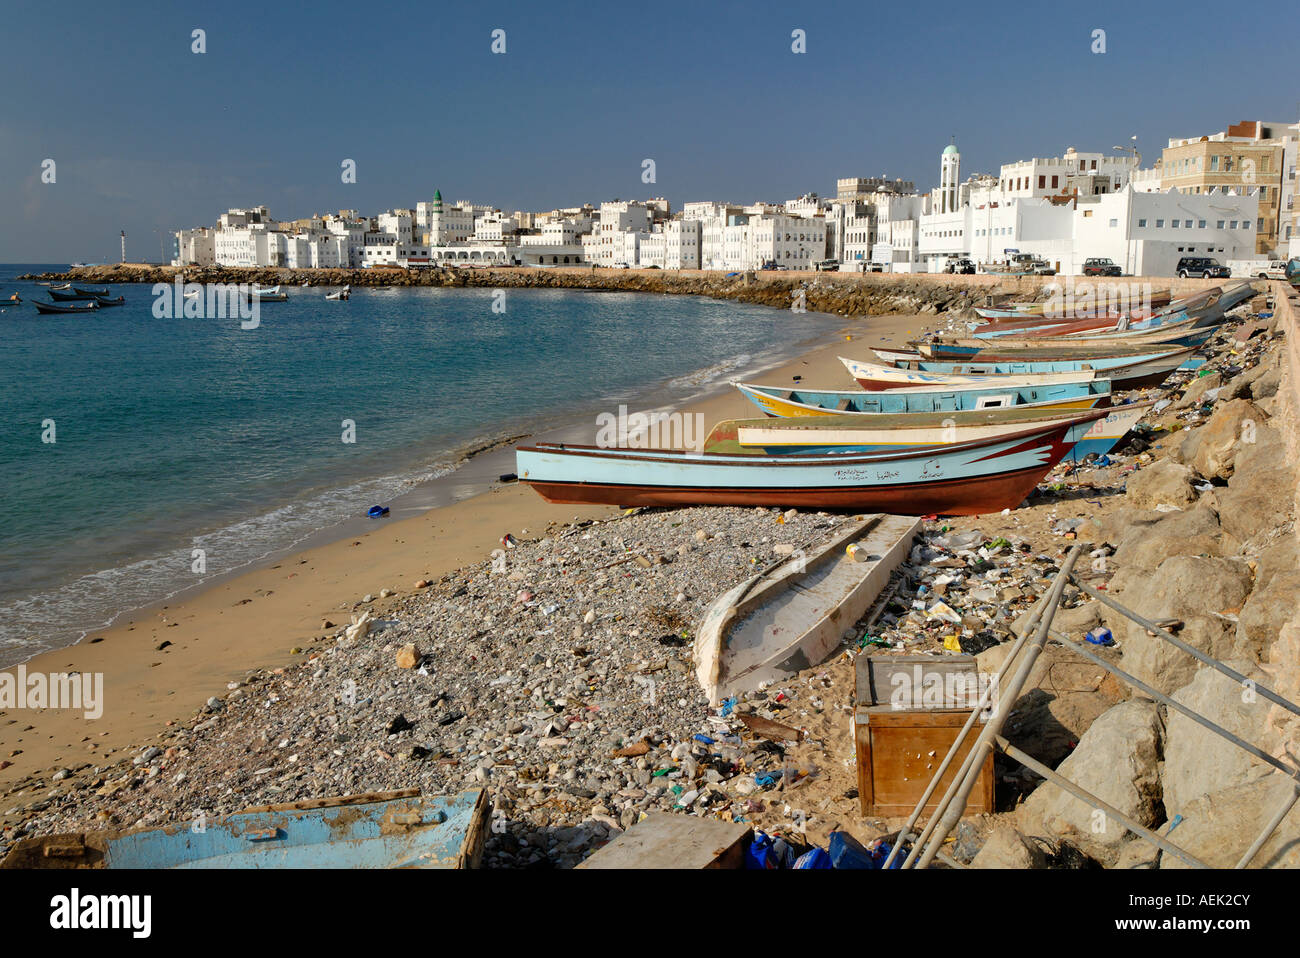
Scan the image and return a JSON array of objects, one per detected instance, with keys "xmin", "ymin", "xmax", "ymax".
[
  {"xmin": 793, "ymin": 846, "xmax": 832, "ymax": 869},
  {"xmin": 746, "ymin": 831, "xmax": 780, "ymax": 869},
  {"xmin": 828, "ymin": 829, "xmax": 901, "ymax": 869}
]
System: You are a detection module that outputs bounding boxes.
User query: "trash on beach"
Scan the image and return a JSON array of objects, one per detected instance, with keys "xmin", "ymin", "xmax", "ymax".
[
  {"xmin": 1084, "ymin": 628, "xmax": 1115, "ymax": 647},
  {"xmin": 367, "ymin": 505, "xmax": 390, "ymax": 518}
]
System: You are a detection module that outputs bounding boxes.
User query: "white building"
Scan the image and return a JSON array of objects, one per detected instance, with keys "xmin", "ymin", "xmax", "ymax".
[
  {"xmin": 999, "ymin": 147, "xmax": 1138, "ymax": 201},
  {"xmin": 1073, "ymin": 186, "xmax": 1260, "ymax": 275},
  {"xmin": 175, "ymin": 227, "xmax": 215, "ymax": 266}
]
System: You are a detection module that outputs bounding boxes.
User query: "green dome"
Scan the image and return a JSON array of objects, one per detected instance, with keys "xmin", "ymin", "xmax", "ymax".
[{"xmin": 942, "ymin": 144, "xmax": 959, "ymax": 156}]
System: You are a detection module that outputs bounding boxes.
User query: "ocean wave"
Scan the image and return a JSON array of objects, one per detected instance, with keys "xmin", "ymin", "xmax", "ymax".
[{"xmin": 0, "ymin": 459, "xmax": 457, "ymax": 666}]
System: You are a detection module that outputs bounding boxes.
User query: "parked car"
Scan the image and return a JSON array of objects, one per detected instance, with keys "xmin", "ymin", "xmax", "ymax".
[
  {"xmin": 1176, "ymin": 256, "xmax": 1230, "ymax": 278},
  {"xmin": 1243, "ymin": 260, "xmax": 1289, "ymax": 279},
  {"xmin": 814, "ymin": 259, "xmax": 840, "ymax": 272},
  {"xmin": 1083, "ymin": 257, "xmax": 1122, "ymax": 277},
  {"xmin": 943, "ymin": 258, "xmax": 975, "ymax": 275}
]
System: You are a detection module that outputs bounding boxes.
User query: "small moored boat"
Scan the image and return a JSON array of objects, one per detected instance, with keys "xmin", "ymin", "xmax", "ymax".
[
  {"xmin": 35, "ymin": 299, "xmax": 99, "ymax": 314},
  {"xmin": 733, "ymin": 379, "xmax": 1112, "ymax": 418}
]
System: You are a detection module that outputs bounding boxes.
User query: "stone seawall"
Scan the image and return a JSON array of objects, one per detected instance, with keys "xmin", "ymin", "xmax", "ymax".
[{"xmin": 21, "ymin": 264, "xmax": 1226, "ymax": 320}]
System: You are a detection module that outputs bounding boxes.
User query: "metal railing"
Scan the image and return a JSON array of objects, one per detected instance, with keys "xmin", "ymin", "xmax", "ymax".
[{"xmin": 887, "ymin": 542, "xmax": 1300, "ymax": 869}]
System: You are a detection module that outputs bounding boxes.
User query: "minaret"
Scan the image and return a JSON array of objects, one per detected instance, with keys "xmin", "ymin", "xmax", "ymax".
[
  {"xmin": 940, "ymin": 139, "xmax": 960, "ymax": 214},
  {"xmin": 430, "ymin": 189, "xmax": 443, "ymax": 244}
]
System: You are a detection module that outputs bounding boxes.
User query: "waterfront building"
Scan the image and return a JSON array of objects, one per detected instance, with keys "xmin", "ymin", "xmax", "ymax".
[{"xmin": 1160, "ymin": 120, "xmax": 1294, "ymax": 255}]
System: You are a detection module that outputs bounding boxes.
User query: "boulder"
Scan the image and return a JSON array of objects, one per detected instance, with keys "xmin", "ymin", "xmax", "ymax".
[
  {"xmin": 1104, "ymin": 555, "xmax": 1253, "ymax": 695},
  {"xmin": 969, "ymin": 823, "xmax": 1050, "ymax": 869},
  {"xmin": 1113, "ymin": 837, "xmax": 1162, "ymax": 869},
  {"xmin": 1178, "ymin": 399, "xmax": 1268, "ymax": 481},
  {"xmin": 1017, "ymin": 698, "xmax": 1164, "ymax": 865},
  {"xmin": 1124, "ymin": 459, "xmax": 1196, "ymax": 511},
  {"xmin": 1161, "ymin": 773, "xmax": 1300, "ymax": 869},
  {"xmin": 1236, "ymin": 571, "xmax": 1300, "ymax": 663},
  {"xmin": 1162, "ymin": 662, "xmax": 1274, "ymax": 813},
  {"xmin": 977, "ymin": 642, "xmax": 1125, "ymax": 768},
  {"xmin": 1109, "ymin": 504, "xmax": 1225, "ymax": 573},
  {"xmin": 1171, "ymin": 370, "xmax": 1221, "ymax": 411}
]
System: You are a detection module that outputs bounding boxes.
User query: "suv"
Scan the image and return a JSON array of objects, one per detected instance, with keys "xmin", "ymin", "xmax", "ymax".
[
  {"xmin": 1246, "ymin": 260, "xmax": 1289, "ymax": 279},
  {"xmin": 1083, "ymin": 257, "xmax": 1122, "ymax": 277},
  {"xmin": 944, "ymin": 258, "xmax": 975, "ymax": 274},
  {"xmin": 1176, "ymin": 257, "xmax": 1229, "ymax": 278}
]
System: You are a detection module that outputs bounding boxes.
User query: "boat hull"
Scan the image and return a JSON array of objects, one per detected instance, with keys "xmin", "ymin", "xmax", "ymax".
[
  {"xmin": 728, "ymin": 402, "xmax": 1151, "ymax": 460},
  {"xmin": 734, "ymin": 379, "xmax": 1109, "ymax": 418},
  {"xmin": 518, "ymin": 413, "xmax": 1106, "ymax": 515}
]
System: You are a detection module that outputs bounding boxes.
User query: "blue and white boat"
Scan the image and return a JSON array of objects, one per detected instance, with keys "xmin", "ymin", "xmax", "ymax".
[
  {"xmin": 846, "ymin": 345, "xmax": 1199, "ymax": 391},
  {"xmin": 733, "ymin": 379, "xmax": 1112, "ymax": 418},
  {"xmin": 707, "ymin": 401, "xmax": 1153, "ymax": 461},
  {"xmin": 517, "ymin": 409, "xmax": 1109, "ymax": 516}
]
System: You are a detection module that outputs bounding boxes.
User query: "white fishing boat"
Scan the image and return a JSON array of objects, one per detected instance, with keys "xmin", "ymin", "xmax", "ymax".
[{"xmin": 694, "ymin": 514, "xmax": 921, "ymax": 706}]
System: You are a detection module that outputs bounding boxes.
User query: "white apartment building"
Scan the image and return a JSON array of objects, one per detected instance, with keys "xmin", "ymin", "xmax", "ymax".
[
  {"xmin": 637, "ymin": 220, "xmax": 701, "ymax": 269},
  {"xmin": 592, "ymin": 201, "xmax": 653, "ymax": 266},
  {"xmin": 999, "ymin": 147, "xmax": 1138, "ymax": 200},
  {"xmin": 377, "ymin": 211, "xmax": 413, "ymax": 245},
  {"xmin": 721, "ymin": 213, "xmax": 828, "ymax": 270},
  {"xmin": 175, "ymin": 227, "xmax": 215, "ymax": 266}
]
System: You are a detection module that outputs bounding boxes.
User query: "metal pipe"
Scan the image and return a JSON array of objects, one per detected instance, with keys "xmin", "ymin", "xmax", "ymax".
[
  {"xmin": 996, "ymin": 736, "xmax": 1209, "ymax": 869},
  {"xmin": 1048, "ymin": 629, "xmax": 1300, "ymax": 779},
  {"xmin": 1234, "ymin": 783, "xmax": 1300, "ymax": 869},
  {"xmin": 913, "ymin": 543, "xmax": 1085, "ymax": 868},
  {"xmin": 1070, "ymin": 577, "xmax": 1300, "ymax": 716},
  {"xmin": 882, "ymin": 589, "xmax": 1050, "ymax": 869}
]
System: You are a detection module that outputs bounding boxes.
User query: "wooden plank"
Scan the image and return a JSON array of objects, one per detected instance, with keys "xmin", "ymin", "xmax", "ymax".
[
  {"xmin": 856, "ymin": 653, "xmax": 980, "ymax": 708},
  {"xmin": 577, "ymin": 813, "xmax": 752, "ymax": 869},
  {"xmin": 739, "ymin": 713, "xmax": 805, "ymax": 743}
]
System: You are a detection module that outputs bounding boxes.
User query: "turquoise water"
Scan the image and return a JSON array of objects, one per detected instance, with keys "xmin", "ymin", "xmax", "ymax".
[{"xmin": 0, "ymin": 266, "xmax": 840, "ymax": 663}]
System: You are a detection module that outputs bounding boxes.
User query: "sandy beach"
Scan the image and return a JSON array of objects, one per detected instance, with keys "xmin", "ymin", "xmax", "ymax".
[{"xmin": 0, "ymin": 309, "xmax": 928, "ymax": 792}]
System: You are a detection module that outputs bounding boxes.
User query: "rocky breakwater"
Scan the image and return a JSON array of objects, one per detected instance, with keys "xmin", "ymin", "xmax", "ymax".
[
  {"xmin": 973, "ymin": 292, "xmax": 1300, "ymax": 869},
  {"xmin": 22, "ymin": 263, "xmax": 1045, "ymax": 321}
]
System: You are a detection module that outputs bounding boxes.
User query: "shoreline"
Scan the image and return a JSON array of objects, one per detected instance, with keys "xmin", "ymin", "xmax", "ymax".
[{"xmin": 0, "ymin": 310, "xmax": 928, "ymax": 792}]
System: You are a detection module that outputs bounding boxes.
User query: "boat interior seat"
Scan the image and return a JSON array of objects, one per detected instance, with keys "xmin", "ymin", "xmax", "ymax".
[{"xmin": 836, "ymin": 398, "xmax": 853, "ymax": 411}]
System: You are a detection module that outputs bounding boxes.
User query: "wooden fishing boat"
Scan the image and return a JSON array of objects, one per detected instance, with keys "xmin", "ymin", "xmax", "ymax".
[
  {"xmin": 840, "ymin": 357, "xmax": 1110, "ymax": 392},
  {"xmin": 249, "ymin": 290, "xmax": 288, "ymax": 301},
  {"xmin": 35, "ymin": 299, "xmax": 99, "ymax": 314},
  {"xmin": 252, "ymin": 284, "xmax": 281, "ymax": 295},
  {"xmin": 326, "ymin": 289, "xmax": 350, "ymax": 300},
  {"xmin": 703, "ymin": 401, "xmax": 1154, "ymax": 461},
  {"xmin": 920, "ymin": 324, "xmax": 1213, "ymax": 359},
  {"xmin": 733, "ymin": 379, "xmax": 1112, "ymax": 418},
  {"xmin": 73, "ymin": 285, "xmax": 110, "ymax": 297},
  {"xmin": 0, "ymin": 789, "xmax": 488, "ymax": 869},
  {"xmin": 93, "ymin": 295, "xmax": 125, "ymax": 308},
  {"xmin": 843, "ymin": 346, "xmax": 1198, "ymax": 391},
  {"xmin": 694, "ymin": 514, "xmax": 922, "ymax": 706},
  {"xmin": 973, "ymin": 288, "xmax": 1173, "ymax": 321},
  {"xmin": 973, "ymin": 287, "xmax": 1213, "ymax": 331},
  {"xmin": 516, "ymin": 409, "xmax": 1109, "ymax": 514},
  {"xmin": 48, "ymin": 286, "xmax": 99, "ymax": 301}
]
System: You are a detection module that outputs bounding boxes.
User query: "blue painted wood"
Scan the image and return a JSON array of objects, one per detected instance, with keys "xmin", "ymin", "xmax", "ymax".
[
  {"xmin": 736, "ymin": 379, "xmax": 1111, "ymax": 416},
  {"xmin": 98, "ymin": 791, "xmax": 485, "ymax": 869}
]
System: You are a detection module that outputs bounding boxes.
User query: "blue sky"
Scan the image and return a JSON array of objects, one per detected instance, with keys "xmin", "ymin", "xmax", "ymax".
[{"xmin": 2, "ymin": 0, "xmax": 1296, "ymax": 261}]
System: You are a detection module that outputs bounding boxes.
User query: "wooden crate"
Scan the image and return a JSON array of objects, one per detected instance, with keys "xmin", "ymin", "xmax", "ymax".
[{"xmin": 854, "ymin": 705, "xmax": 995, "ymax": 818}]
